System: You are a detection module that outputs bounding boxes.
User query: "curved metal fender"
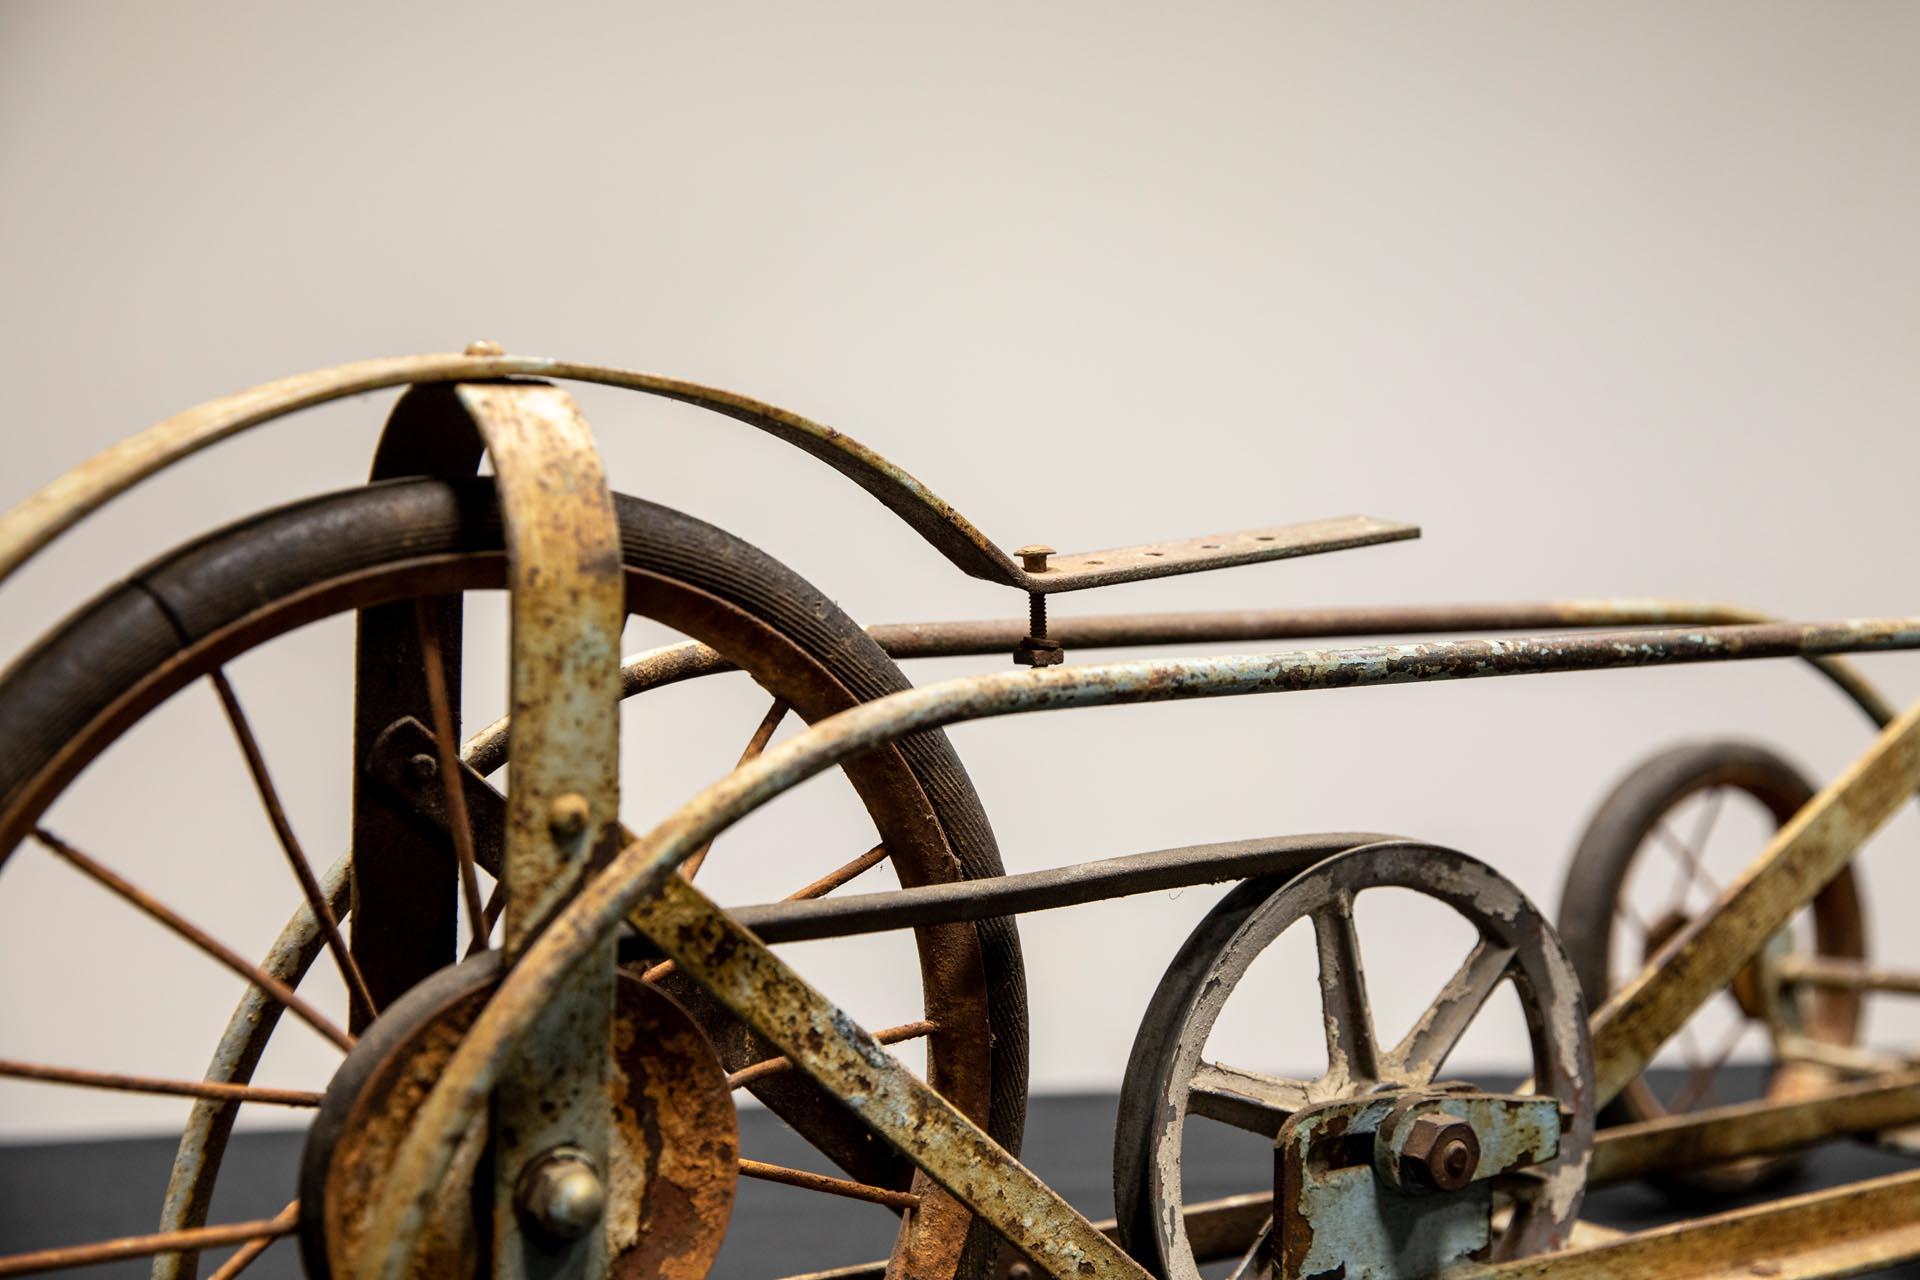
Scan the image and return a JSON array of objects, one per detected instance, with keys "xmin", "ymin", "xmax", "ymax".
[{"xmin": 0, "ymin": 350, "xmax": 1019, "ymax": 589}]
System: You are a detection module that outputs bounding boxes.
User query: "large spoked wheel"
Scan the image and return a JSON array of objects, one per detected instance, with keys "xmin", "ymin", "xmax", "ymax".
[
  {"xmin": 1558, "ymin": 739, "xmax": 1865, "ymax": 1200},
  {"xmin": 1113, "ymin": 842, "xmax": 1594, "ymax": 1280},
  {"xmin": 0, "ymin": 478, "xmax": 1025, "ymax": 1279}
]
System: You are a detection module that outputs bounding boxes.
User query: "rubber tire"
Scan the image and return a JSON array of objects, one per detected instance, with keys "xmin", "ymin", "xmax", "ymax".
[{"xmin": 0, "ymin": 476, "xmax": 1029, "ymax": 1160}]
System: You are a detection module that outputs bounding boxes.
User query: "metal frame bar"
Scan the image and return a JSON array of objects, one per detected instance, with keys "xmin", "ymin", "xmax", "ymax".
[
  {"xmin": 367, "ymin": 616, "xmax": 1920, "ymax": 1279},
  {"xmin": 11, "ymin": 355, "xmax": 1920, "ymax": 1277}
]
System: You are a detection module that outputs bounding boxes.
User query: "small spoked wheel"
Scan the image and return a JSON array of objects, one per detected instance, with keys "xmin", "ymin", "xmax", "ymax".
[
  {"xmin": 1558, "ymin": 739, "xmax": 1866, "ymax": 1199},
  {"xmin": 1113, "ymin": 841, "xmax": 1594, "ymax": 1280}
]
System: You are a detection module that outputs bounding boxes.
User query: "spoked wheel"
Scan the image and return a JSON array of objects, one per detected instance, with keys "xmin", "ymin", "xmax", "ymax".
[
  {"xmin": 0, "ymin": 478, "xmax": 1026, "ymax": 1278},
  {"xmin": 1558, "ymin": 739, "xmax": 1866, "ymax": 1199},
  {"xmin": 1113, "ymin": 842, "xmax": 1594, "ymax": 1280}
]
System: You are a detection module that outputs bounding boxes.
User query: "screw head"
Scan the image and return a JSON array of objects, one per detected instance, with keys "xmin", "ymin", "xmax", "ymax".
[
  {"xmin": 1400, "ymin": 1113, "xmax": 1480, "ymax": 1192},
  {"xmin": 1015, "ymin": 544, "xmax": 1055, "ymax": 573},
  {"xmin": 464, "ymin": 339, "xmax": 504, "ymax": 357},
  {"xmin": 407, "ymin": 753, "xmax": 439, "ymax": 784},
  {"xmin": 548, "ymin": 792, "xmax": 591, "ymax": 842},
  {"xmin": 515, "ymin": 1147, "xmax": 605, "ymax": 1243}
]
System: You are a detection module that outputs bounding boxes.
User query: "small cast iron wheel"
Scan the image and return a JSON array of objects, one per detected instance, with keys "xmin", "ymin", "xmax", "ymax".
[
  {"xmin": 0, "ymin": 478, "xmax": 1025, "ymax": 1279},
  {"xmin": 297, "ymin": 951, "xmax": 740, "ymax": 1279},
  {"xmin": 1557, "ymin": 739, "xmax": 1866, "ymax": 1199},
  {"xmin": 1113, "ymin": 842, "xmax": 1594, "ymax": 1280}
]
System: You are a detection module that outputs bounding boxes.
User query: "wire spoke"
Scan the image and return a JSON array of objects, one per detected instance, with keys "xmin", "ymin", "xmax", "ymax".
[
  {"xmin": 204, "ymin": 1204, "xmax": 296, "ymax": 1280},
  {"xmin": 1312, "ymin": 892, "xmax": 1378, "ymax": 1085},
  {"xmin": 1614, "ymin": 898, "xmax": 1654, "ymax": 936},
  {"xmin": 785, "ymin": 842, "xmax": 890, "ymax": 902},
  {"xmin": 0, "ymin": 1213, "xmax": 298, "ymax": 1278},
  {"xmin": 1385, "ymin": 938, "xmax": 1517, "ymax": 1081},
  {"xmin": 1669, "ymin": 1018, "xmax": 1748, "ymax": 1112},
  {"xmin": 32, "ymin": 828, "xmax": 352, "ymax": 1051},
  {"xmin": 728, "ymin": 1019, "xmax": 938, "ymax": 1091},
  {"xmin": 208, "ymin": 669, "xmax": 376, "ymax": 1023},
  {"xmin": 413, "ymin": 601, "xmax": 488, "ymax": 953},
  {"xmin": 682, "ymin": 698, "xmax": 789, "ymax": 882},
  {"xmin": 0, "ymin": 1058, "xmax": 320, "ymax": 1107},
  {"xmin": 640, "ymin": 841, "xmax": 888, "ymax": 985},
  {"xmin": 1656, "ymin": 790, "xmax": 1726, "ymax": 904},
  {"xmin": 736, "ymin": 1159, "xmax": 919, "ymax": 1212}
]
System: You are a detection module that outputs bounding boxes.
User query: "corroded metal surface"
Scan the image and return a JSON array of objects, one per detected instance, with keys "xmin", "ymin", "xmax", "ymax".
[
  {"xmin": 1276, "ymin": 1096, "xmax": 1494, "ymax": 1280},
  {"xmin": 0, "ymin": 350, "xmax": 1422, "ymax": 599},
  {"xmin": 304, "ymin": 960, "xmax": 736, "ymax": 1280},
  {"xmin": 1015, "ymin": 515, "xmax": 1417, "ymax": 593},
  {"xmin": 1450, "ymin": 1166, "xmax": 1920, "ymax": 1279},
  {"xmin": 366, "ymin": 616, "xmax": 1920, "ymax": 1277},
  {"xmin": 16, "ymin": 348, "xmax": 1920, "ymax": 1280},
  {"xmin": 447, "ymin": 382, "xmax": 626, "ymax": 1280},
  {"xmin": 1590, "ymin": 693, "xmax": 1920, "ymax": 1107},
  {"xmin": 1112, "ymin": 845, "xmax": 1591, "ymax": 1280},
  {"xmin": 1589, "ymin": 1070, "xmax": 1920, "ymax": 1185},
  {"xmin": 153, "ymin": 857, "xmax": 348, "ymax": 1279}
]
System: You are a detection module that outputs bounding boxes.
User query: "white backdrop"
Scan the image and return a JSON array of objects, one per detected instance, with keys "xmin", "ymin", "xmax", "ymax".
[{"xmin": 4, "ymin": 2, "xmax": 1920, "ymax": 1140}]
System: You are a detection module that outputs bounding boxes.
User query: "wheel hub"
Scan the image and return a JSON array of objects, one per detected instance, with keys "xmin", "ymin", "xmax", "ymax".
[{"xmin": 299, "ymin": 954, "xmax": 737, "ymax": 1279}]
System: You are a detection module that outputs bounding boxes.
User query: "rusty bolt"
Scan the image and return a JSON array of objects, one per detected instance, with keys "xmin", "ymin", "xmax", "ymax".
[
  {"xmin": 1006, "ymin": 1265, "xmax": 1034, "ymax": 1280},
  {"xmin": 1400, "ymin": 1113, "xmax": 1480, "ymax": 1192},
  {"xmin": 515, "ymin": 1146, "xmax": 605, "ymax": 1243},
  {"xmin": 548, "ymin": 792, "xmax": 592, "ymax": 842},
  {"xmin": 1016, "ymin": 544, "xmax": 1055, "ymax": 574},
  {"xmin": 464, "ymin": 339, "xmax": 504, "ymax": 357},
  {"xmin": 407, "ymin": 753, "xmax": 439, "ymax": 785}
]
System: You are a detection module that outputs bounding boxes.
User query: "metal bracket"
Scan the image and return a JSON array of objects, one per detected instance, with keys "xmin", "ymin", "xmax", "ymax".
[
  {"xmin": 353, "ymin": 379, "xmax": 624, "ymax": 1280},
  {"xmin": 1273, "ymin": 1092, "xmax": 1560, "ymax": 1280}
]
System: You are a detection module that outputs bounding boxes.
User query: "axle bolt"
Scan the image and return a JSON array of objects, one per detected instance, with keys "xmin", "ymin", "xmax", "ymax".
[
  {"xmin": 1015, "ymin": 544, "xmax": 1055, "ymax": 574},
  {"xmin": 407, "ymin": 753, "xmax": 439, "ymax": 784},
  {"xmin": 465, "ymin": 339, "xmax": 504, "ymax": 357},
  {"xmin": 548, "ymin": 792, "xmax": 591, "ymax": 841},
  {"xmin": 515, "ymin": 1146, "xmax": 605, "ymax": 1243},
  {"xmin": 1400, "ymin": 1113, "xmax": 1480, "ymax": 1192}
]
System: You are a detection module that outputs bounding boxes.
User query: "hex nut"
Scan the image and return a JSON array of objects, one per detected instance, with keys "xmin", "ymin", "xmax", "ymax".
[{"xmin": 1399, "ymin": 1113, "xmax": 1480, "ymax": 1192}]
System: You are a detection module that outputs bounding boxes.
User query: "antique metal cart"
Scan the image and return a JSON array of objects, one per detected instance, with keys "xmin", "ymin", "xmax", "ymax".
[{"xmin": 4, "ymin": 347, "xmax": 1920, "ymax": 1279}]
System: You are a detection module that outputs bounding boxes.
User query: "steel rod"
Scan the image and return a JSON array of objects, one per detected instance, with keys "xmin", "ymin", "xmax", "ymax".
[
  {"xmin": 1453, "ymin": 1165, "xmax": 1920, "ymax": 1279},
  {"xmin": 1590, "ymin": 1071, "xmax": 1920, "ymax": 1185},
  {"xmin": 682, "ymin": 699, "xmax": 788, "ymax": 882},
  {"xmin": 736, "ymin": 1159, "xmax": 920, "ymax": 1211},
  {"xmin": 32, "ymin": 829, "xmax": 352, "ymax": 1051},
  {"xmin": 414, "ymin": 600, "xmax": 489, "ymax": 953},
  {"xmin": 784, "ymin": 842, "xmax": 892, "ymax": 902},
  {"xmin": 0, "ymin": 1216, "xmax": 299, "ymax": 1278},
  {"xmin": 727, "ymin": 1020, "xmax": 939, "ymax": 1091},
  {"xmin": 377, "ymin": 615, "xmax": 1920, "ymax": 1275},
  {"xmin": 705, "ymin": 835, "xmax": 1415, "ymax": 948},
  {"xmin": 1775, "ymin": 955, "xmax": 1920, "ymax": 996},
  {"xmin": 637, "ymin": 841, "xmax": 896, "ymax": 984},
  {"xmin": 0, "ymin": 1058, "xmax": 321, "ymax": 1107},
  {"xmin": 208, "ymin": 670, "xmax": 376, "ymax": 1022}
]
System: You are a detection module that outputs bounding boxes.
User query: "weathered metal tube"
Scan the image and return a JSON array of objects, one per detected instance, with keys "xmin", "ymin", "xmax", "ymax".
[{"xmin": 371, "ymin": 615, "xmax": 1920, "ymax": 1273}]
